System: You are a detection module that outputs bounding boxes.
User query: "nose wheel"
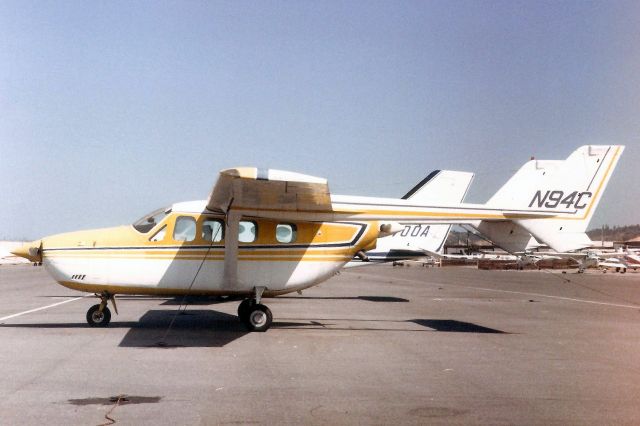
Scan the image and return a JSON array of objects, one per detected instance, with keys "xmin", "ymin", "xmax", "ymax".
[
  {"xmin": 86, "ymin": 304, "xmax": 111, "ymax": 327},
  {"xmin": 86, "ymin": 292, "xmax": 117, "ymax": 327}
]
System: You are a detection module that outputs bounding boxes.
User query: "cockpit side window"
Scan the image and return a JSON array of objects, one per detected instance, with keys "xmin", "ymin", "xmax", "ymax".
[
  {"xmin": 174, "ymin": 216, "xmax": 196, "ymax": 242},
  {"xmin": 133, "ymin": 207, "xmax": 171, "ymax": 233}
]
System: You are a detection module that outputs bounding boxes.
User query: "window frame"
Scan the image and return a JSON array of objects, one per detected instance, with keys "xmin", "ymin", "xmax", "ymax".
[
  {"xmin": 173, "ymin": 216, "xmax": 197, "ymax": 242},
  {"xmin": 132, "ymin": 206, "xmax": 171, "ymax": 234},
  {"xmin": 201, "ymin": 218, "xmax": 225, "ymax": 243},
  {"xmin": 276, "ymin": 223, "xmax": 297, "ymax": 244},
  {"xmin": 238, "ymin": 220, "xmax": 258, "ymax": 243},
  {"xmin": 149, "ymin": 225, "xmax": 167, "ymax": 242}
]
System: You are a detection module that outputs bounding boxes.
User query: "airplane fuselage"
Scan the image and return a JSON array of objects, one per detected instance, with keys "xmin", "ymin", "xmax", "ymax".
[{"xmin": 39, "ymin": 201, "xmax": 378, "ymax": 298}]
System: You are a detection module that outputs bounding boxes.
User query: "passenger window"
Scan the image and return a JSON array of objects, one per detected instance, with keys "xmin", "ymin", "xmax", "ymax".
[
  {"xmin": 202, "ymin": 219, "xmax": 224, "ymax": 242},
  {"xmin": 149, "ymin": 225, "xmax": 167, "ymax": 242},
  {"xmin": 276, "ymin": 223, "xmax": 297, "ymax": 243},
  {"xmin": 174, "ymin": 216, "xmax": 196, "ymax": 242},
  {"xmin": 239, "ymin": 221, "xmax": 257, "ymax": 243}
]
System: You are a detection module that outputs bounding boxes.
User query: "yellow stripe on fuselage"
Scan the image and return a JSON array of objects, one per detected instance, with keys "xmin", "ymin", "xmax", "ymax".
[
  {"xmin": 44, "ymin": 246, "xmax": 354, "ymax": 262},
  {"xmin": 39, "ymin": 214, "xmax": 373, "ymax": 271}
]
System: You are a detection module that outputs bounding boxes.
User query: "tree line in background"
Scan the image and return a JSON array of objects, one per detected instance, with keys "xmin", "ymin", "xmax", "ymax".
[{"xmin": 586, "ymin": 224, "xmax": 640, "ymax": 243}]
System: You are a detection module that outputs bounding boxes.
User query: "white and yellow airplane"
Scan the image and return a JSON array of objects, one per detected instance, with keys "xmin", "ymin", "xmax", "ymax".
[{"xmin": 12, "ymin": 145, "xmax": 624, "ymax": 331}]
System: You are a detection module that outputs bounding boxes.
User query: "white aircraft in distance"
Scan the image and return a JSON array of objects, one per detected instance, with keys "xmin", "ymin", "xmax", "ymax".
[
  {"xmin": 619, "ymin": 250, "xmax": 640, "ymax": 271},
  {"xmin": 422, "ymin": 249, "xmax": 518, "ymax": 262},
  {"xmin": 12, "ymin": 145, "xmax": 624, "ymax": 331},
  {"xmin": 597, "ymin": 257, "xmax": 628, "ymax": 273},
  {"xmin": 575, "ymin": 249, "xmax": 640, "ymax": 273},
  {"xmin": 346, "ymin": 170, "xmax": 474, "ymax": 267},
  {"xmin": 508, "ymin": 248, "xmax": 640, "ymax": 273}
]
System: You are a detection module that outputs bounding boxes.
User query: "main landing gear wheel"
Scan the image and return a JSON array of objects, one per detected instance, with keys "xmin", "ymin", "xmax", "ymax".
[
  {"xmin": 246, "ymin": 304, "xmax": 273, "ymax": 332},
  {"xmin": 86, "ymin": 304, "xmax": 111, "ymax": 327},
  {"xmin": 237, "ymin": 298, "xmax": 255, "ymax": 319},
  {"xmin": 238, "ymin": 300, "xmax": 273, "ymax": 332}
]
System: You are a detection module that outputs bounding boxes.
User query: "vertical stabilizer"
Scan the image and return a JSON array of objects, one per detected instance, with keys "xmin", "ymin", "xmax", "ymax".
[
  {"xmin": 403, "ymin": 170, "xmax": 474, "ymax": 204},
  {"xmin": 487, "ymin": 145, "xmax": 624, "ymax": 252},
  {"xmin": 384, "ymin": 170, "xmax": 474, "ymax": 253}
]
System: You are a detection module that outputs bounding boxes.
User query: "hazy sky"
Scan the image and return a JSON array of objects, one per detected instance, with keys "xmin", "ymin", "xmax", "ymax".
[{"xmin": 1, "ymin": 1, "xmax": 638, "ymax": 239}]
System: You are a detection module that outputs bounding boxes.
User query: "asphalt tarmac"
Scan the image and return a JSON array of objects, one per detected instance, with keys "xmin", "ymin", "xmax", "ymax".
[{"xmin": 1, "ymin": 263, "xmax": 639, "ymax": 425}]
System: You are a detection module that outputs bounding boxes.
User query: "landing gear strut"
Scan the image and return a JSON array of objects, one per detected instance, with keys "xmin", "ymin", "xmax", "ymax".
[
  {"xmin": 86, "ymin": 292, "xmax": 117, "ymax": 327},
  {"xmin": 237, "ymin": 287, "xmax": 273, "ymax": 332}
]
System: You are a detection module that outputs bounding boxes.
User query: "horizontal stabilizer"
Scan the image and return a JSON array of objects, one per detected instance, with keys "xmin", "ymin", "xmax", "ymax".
[{"xmin": 474, "ymin": 221, "xmax": 534, "ymax": 253}]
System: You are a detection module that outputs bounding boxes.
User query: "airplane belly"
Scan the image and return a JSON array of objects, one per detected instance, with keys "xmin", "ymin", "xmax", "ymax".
[
  {"xmin": 233, "ymin": 260, "xmax": 344, "ymax": 291},
  {"xmin": 44, "ymin": 256, "xmax": 201, "ymax": 289}
]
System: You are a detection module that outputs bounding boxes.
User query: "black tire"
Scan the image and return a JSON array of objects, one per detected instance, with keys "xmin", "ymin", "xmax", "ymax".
[
  {"xmin": 237, "ymin": 298, "xmax": 255, "ymax": 321},
  {"xmin": 86, "ymin": 304, "xmax": 111, "ymax": 327},
  {"xmin": 243, "ymin": 304, "xmax": 272, "ymax": 332}
]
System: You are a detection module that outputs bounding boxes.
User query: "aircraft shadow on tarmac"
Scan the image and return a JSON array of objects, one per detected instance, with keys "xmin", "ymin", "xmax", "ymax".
[
  {"xmin": 277, "ymin": 295, "xmax": 410, "ymax": 303},
  {"xmin": 410, "ymin": 319, "xmax": 507, "ymax": 334},
  {"xmin": 0, "ymin": 310, "xmax": 249, "ymax": 348},
  {"xmin": 0, "ymin": 313, "xmax": 506, "ymax": 348},
  {"xmin": 273, "ymin": 318, "xmax": 508, "ymax": 334},
  {"xmin": 118, "ymin": 310, "xmax": 247, "ymax": 348}
]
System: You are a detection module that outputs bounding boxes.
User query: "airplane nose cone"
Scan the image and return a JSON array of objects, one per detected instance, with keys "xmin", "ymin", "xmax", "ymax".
[
  {"xmin": 10, "ymin": 240, "xmax": 42, "ymax": 263},
  {"xmin": 9, "ymin": 243, "xmax": 29, "ymax": 258}
]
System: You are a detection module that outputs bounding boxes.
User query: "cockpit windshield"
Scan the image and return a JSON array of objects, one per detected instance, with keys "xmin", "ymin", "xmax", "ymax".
[{"xmin": 132, "ymin": 206, "xmax": 171, "ymax": 233}]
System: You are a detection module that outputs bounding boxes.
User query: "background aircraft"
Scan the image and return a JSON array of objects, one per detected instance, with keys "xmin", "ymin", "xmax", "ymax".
[
  {"xmin": 507, "ymin": 248, "xmax": 640, "ymax": 273},
  {"xmin": 347, "ymin": 170, "xmax": 474, "ymax": 267}
]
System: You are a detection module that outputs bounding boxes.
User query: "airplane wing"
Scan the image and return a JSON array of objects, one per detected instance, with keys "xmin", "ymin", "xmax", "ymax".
[{"xmin": 206, "ymin": 167, "xmax": 332, "ymax": 215}]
